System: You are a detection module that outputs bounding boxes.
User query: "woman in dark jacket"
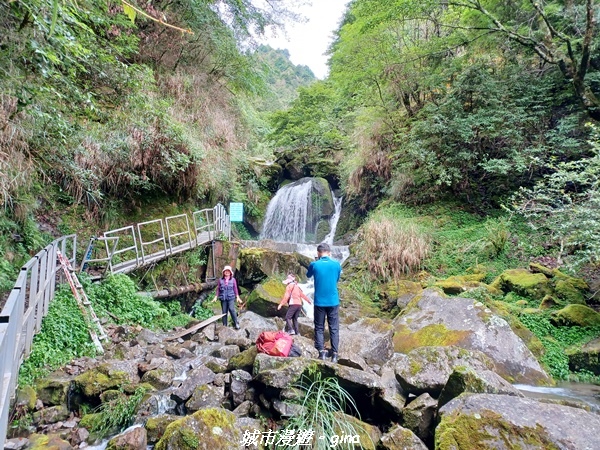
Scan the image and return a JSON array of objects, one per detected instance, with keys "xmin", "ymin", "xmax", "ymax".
[{"xmin": 213, "ymin": 265, "xmax": 242, "ymax": 329}]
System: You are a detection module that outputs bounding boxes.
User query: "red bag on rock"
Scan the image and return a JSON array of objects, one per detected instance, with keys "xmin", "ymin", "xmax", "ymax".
[{"xmin": 256, "ymin": 330, "xmax": 293, "ymax": 357}]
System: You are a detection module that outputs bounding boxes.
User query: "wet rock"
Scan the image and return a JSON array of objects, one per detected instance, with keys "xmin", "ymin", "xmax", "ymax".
[
  {"xmin": 436, "ymin": 393, "xmax": 600, "ymax": 449},
  {"xmin": 141, "ymin": 367, "xmax": 176, "ymax": 390},
  {"xmin": 136, "ymin": 392, "xmax": 177, "ymax": 419},
  {"xmin": 144, "ymin": 414, "xmax": 179, "ymax": 444},
  {"xmin": 211, "ymin": 344, "xmax": 241, "ymax": 360},
  {"xmin": 392, "ymin": 289, "xmax": 551, "ymax": 384},
  {"xmin": 438, "ymin": 367, "xmax": 523, "ymax": 408},
  {"xmin": 171, "ymin": 366, "xmax": 216, "ymax": 403},
  {"xmin": 394, "ymin": 346, "xmax": 495, "ymax": 396},
  {"xmin": 106, "ymin": 425, "xmax": 147, "ymax": 450},
  {"xmin": 379, "ymin": 425, "xmax": 428, "ymax": 450},
  {"xmin": 186, "ymin": 384, "xmax": 225, "ymax": 412},
  {"xmin": 154, "ymin": 408, "xmax": 242, "ymax": 450},
  {"xmin": 342, "ymin": 317, "xmax": 394, "ymax": 367},
  {"xmin": 567, "ymin": 337, "xmax": 600, "ymax": 375},
  {"xmin": 401, "ymin": 393, "xmax": 436, "ymax": 445},
  {"xmin": 230, "ymin": 370, "xmax": 253, "ymax": 408}
]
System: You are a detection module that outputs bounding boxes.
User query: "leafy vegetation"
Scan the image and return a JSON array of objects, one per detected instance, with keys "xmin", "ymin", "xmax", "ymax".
[
  {"xmin": 18, "ymin": 285, "xmax": 98, "ymax": 385},
  {"xmin": 88, "ymin": 386, "xmax": 149, "ymax": 439},
  {"xmin": 280, "ymin": 372, "xmax": 373, "ymax": 450}
]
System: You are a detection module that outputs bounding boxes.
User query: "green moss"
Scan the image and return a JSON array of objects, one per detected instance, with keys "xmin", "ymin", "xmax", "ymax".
[
  {"xmin": 145, "ymin": 415, "xmax": 179, "ymax": 444},
  {"xmin": 393, "ymin": 323, "xmax": 469, "ymax": 353},
  {"xmin": 490, "ymin": 269, "xmax": 551, "ymax": 300},
  {"xmin": 539, "ymin": 295, "xmax": 560, "ymax": 309},
  {"xmin": 228, "ymin": 346, "xmax": 258, "ymax": 371},
  {"xmin": 435, "ymin": 273, "xmax": 487, "ymax": 295},
  {"xmin": 436, "ymin": 409, "xmax": 560, "ymax": 450},
  {"xmin": 553, "ymin": 279, "xmax": 586, "ymax": 305},
  {"xmin": 79, "ymin": 412, "xmax": 103, "ymax": 430},
  {"xmin": 551, "ymin": 304, "xmax": 600, "ymax": 327},
  {"xmin": 16, "ymin": 385, "xmax": 37, "ymax": 410}
]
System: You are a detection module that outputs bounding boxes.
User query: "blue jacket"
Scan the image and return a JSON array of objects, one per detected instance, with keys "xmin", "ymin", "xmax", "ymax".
[{"xmin": 307, "ymin": 256, "xmax": 341, "ymax": 307}]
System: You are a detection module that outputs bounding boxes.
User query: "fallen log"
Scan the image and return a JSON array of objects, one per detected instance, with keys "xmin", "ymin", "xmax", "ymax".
[
  {"xmin": 142, "ymin": 280, "xmax": 218, "ymax": 299},
  {"xmin": 164, "ymin": 313, "xmax": 226, "ymax": 341}
]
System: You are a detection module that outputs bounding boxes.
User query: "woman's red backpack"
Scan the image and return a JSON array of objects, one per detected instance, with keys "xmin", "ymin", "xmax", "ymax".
[{"xmin": 256, "ymin": 331, "xmax": 293, "ymax": 357}]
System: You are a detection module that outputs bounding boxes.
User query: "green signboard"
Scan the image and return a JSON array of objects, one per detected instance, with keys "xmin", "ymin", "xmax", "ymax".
[{"xmin": 229, "ymin": 202, "xmax": 244, "ymax": 222}]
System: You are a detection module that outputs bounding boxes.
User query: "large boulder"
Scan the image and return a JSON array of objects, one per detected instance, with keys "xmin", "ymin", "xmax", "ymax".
[
  {"xmin": 550, "ymin": 304, "xmax": 600, "ymax": 327},
  {"xmin": 394, "ymin": 346, "xmax": 495, "ymax": 396},
  {"xmin": 236, "ymin": 311, "xmax": 280, "ymax": 342},
  {"xmin": 341, "ymin": 318, "xmax": 395, "ymax": 368},
  {"xmin": 436, "ymin": 393, "xmax": 600, "ymax": 449},
  {"xmin": 154, "ymin": 408, "xmax": 242, "ymax": 450},
  {"xmin": 401, "ymin": 393, "xmax": 437, "ymax": 445},
  {"xmin": 106, "ymin": 426, "xmax": 147, "ymax": 450},
  {"xmin": 567, "ymin": 337, "xmax": 600, "ymax": 375},
  {"xmin": 380, "ymin": 425, "xmax": 428, "ymax": 450},
  {"xmin": 490, "ymin": 269, "xmax": 551, "ymax": 300},
  {"xmin": 246, "ymin": 279, "xmax": 287, "ymax": 318},
  {"xmin": 530, "ymin": 263, "xmax": 589, "ymax": 304},
  {"xmin": 437, "ymin": 366, "xmax": 523, "ymax": 408},
  {"xmin": 237, "ymin": 248, "xmax": 308, "ymax": 286},
  {"xmin": 392, "ymin": 289, "xmax": 551, "ymax": 384},
  {"xmin": 74, "ymin": 360, "xmax": 140, "ymax": 397}
]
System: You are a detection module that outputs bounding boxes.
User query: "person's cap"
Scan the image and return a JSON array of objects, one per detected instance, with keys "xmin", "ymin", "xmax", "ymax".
[
  {"xmin": 222, "ymin": 265, "xmax": 233, "ymax": 274},
  {"xmin": 283, "ymin": 274, "xmax": 296, "ymax": 285}
]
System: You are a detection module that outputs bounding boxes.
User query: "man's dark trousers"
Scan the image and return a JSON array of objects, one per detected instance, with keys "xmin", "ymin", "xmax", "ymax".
[{"xmin": 314, "ymin": 305, "xmax": 339, "ymax": 354}]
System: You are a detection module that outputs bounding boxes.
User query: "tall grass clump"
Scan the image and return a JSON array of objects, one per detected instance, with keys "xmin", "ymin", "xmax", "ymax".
[
  {"xmin": 88, "ymin": 386, "xmax": 148, "ymax": 438},
  {"xmin": 280, "ymin": 373, "xmax": 373, "ymax": 450},
  {"xmin": 356, "ymin": 215, "xmax": 430, "ymax": 280}
]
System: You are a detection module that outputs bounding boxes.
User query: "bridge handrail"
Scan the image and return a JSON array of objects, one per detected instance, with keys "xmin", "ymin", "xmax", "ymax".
[{"xmin": 0, "ymin": 204, "xmax": 231, "ymax": 448}]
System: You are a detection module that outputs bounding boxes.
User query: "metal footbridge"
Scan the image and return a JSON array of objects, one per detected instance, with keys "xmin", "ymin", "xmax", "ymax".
[{"xmin": 0, "ymin": 204, "xmax": 231, "ymax": 447}]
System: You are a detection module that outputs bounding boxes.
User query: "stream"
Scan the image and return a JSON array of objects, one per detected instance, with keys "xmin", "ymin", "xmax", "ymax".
[{"xmin": 515, "ymin": 382, "xmax": 600, "ymax": 413}]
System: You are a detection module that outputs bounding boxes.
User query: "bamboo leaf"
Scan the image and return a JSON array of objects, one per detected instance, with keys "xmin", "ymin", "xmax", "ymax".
[{"xmin": 122, "ymin": 2, "xmax": 136, "ymax": 23}]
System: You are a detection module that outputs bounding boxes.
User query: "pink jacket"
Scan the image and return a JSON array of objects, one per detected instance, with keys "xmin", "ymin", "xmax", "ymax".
[{"xmin": 279, "ymin": 282, "xmax": 311, "ymax": 307}]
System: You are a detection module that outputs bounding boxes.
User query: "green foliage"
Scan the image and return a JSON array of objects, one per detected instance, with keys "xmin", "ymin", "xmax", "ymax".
[
  {"xmin": 191, "ymin": 301, "xmax": 213, "ymax": 321},
  {"xmin": 514, "ymin": 126, "xmax": 600, "ymax": 269},
  {"xmin": 19, "ymin": 284, "xmax": 97, "ymax": 385},
  {"xmin": 89, "ymin": 386, "xmax": 148, "ymax": 438},
  {"xmin": 518, "ymin": 312, "xmax": 600, "ymax": 380},
  {"xmin": 85, "ymin": 273, "xmax": 189, "ymax": 330},
  {"xmin": 280, "ymin": 372, "xmax": 373, "ymax": 450}
]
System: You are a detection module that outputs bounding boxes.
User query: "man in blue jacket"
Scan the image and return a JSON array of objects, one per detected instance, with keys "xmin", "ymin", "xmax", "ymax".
[{"xmin": 307, "ymin": 242, "xmax": 342, "ymax": 363}]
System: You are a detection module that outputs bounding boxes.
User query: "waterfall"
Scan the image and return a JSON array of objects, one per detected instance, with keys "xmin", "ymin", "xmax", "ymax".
[
  {"xmin": 260, "ymin": 178, "xmax": 316, "ymax": 243},
  {"xmin": 323, "ymin": 194, "xmax": 342, "ymax": 245}
]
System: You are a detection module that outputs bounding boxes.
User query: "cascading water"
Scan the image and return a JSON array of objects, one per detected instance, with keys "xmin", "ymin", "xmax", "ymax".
[{"xmin": 260, "ymin": 178, "xmax": 316, "ymax": 243}]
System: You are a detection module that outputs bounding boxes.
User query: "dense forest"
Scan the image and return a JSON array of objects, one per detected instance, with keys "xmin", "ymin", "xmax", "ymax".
[{"xmin": 2, "ymin": 0, "xmax": 600, "ymax": 371}]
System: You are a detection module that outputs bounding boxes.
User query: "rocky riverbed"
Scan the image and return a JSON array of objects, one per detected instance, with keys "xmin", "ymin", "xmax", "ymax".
[{"xmin": 5, "ymin": 287, "xmax": 600, "ymax": 450}]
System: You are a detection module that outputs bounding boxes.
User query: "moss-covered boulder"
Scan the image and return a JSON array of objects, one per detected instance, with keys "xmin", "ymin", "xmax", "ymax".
[
  {"xmin": 567, "ymin": 337, "xmax": 600, "ymax": 375},
  {"xmin": 382, "ymin": 280, "xmax": 423, "ymax": 309},
  {"xmin": 145, "ymin": 415, "xmax": 180, "ymax": 445},
  {"xmin": 246, "ymin": 278, "xmax": 286, "ymax": 318},
  {"xmin": 436, "ymin": 394, "xmax": 600, "ymax": 449},
  {"xmin": 437, "ymin": 367, "xmax": 523, "ymax": 408},
  {"xmin": 154, "ymin": 408, "xmax": 241, "ymax": 450},
  {"xmin": 16, "ymin": 385, "xmax": 37, "ymax": 410},
  {"xmin": 185, "ymin": 384, "xmax": 224, "ymax": 412},
  {"xmin": 333, "ymin": 413, "xmax": 382, "ymax": 450},
  {"xmin": 141, "ymin": 368, "xmax": 175, "ymax": 390},
  {"xmin": 380, "ymin": 425, "xmax": 428, "ymax": 450},
  {"xmin": 490, "ymin": 269, "xmax": 551, "ymax": 300},
  {"xmin": 227, "ymin": 346, "xmax": 258, "ymax": 372},
  {"xmin": 434, "ymin": 273, "xmax": 488, "ymax": 295},
  {"xmin": 237, "ymin": 248, "xmax": 309, "ymax": 286},
  {"xmin": 529, "ymin": 264, "xmax": 589, "ymax": 304},
  {"xmin": 550, "ymin": 304, "xmax": 600, "ymax": 327},
  {"xmin": 401, "ymin": 393, "xmax": 437, "ymax": 445},
  {"xmin": 35, "ymin": 375, "xmax": 72, "ymax": 406},
  {"xmin": 392, "ymin": 289, "xmax": 551, "ymax": 385},
  {"xmin": 341, "ymin": 317, "xmax": 395, "ymax": 367},
  {"xmin": 27, "ymin": 433, "xmax": 73, "ymax": 450},
  {"xmin": 106, "ymin": 426, "xmax": 147, "ymax": 450},
  {"xmin": 74, "ymin": 361, "xmax": 140, "ymax": 397}
]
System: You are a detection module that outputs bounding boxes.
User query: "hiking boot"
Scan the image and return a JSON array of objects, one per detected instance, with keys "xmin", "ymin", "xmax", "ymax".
[
  {"xmin": 234, "ymin": 323, "xmax": 240, "ymax": 330},
  {"xmin": 318, "ymin": 350, "xmax": 328, "ymax": 361},
  {"xmin": 331, "ymin": 352, "xmax": 338, "ymax": 364},
  {"xmin": 289, "ymin": 330, "xmax": 296, "ymax": 335}
]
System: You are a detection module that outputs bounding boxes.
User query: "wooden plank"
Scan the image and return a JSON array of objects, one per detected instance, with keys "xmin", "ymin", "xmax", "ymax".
[{"xmin": 164, "ymin": 314, "xmax": 225, "ymax": 341}]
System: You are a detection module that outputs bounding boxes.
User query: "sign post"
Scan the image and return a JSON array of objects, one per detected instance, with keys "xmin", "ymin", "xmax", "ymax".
[{"xmin": 229, "ymin": 202, "xmax": 244, "ymax": 222}]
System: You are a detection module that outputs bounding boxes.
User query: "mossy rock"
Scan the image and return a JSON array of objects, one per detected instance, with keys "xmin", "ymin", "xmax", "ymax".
[
  {"xmin": 16, "ymin": 385, "xmax": 37, "ymax": 410},
  {"xmin": 553, "ymin": 279, "xmax": 586, "ymax": 305},
  {"xmin": 145, "ymin": 414, "xmax": 180, "ymax": 444},
  {"xmin": 79, "ymin": 412, "xmax": 103, "ymax": 430},
  {"xmin": 333, "ymin": 413, "xmax": 382, "ymax": 450},
  {"xmin": 393, "ymin": 323, "xmax": 470, "ymax": 354},
  {"xmin": 490, "ymin": 269, "xmax": 551, "ymax": 300},
  {"xmin": 35, "ymin": 376, "xmax": 71, "ymax": 406},
  {"xmin": 246, "ymin": 278, "xmax": 286, "ymax": 318},
  {"xmin": 434, "ymin": 273, "xmax": 487, "ymax": 295},
  {"xmin": 141, "ymin": 368, "xmax": 176, "ymax": 390},
  {"xmin": 237, "ymin": 248, "xmax": 308, "ymax": 286},
  {"xmin": 228, "ymin": 346, "xmax": 258, "ymax": 372},
  {"xmin": 155, "ymin": 408, "xmax": 240, "ymax": 450},
  {"xmin": 550, "ymin": 304, "xmax": 600, "ymax": 327},
  {"xmin": 74, "ymin": 361, "xmax": 139, "ymax": 397},
  {"xmin": 539, "ymin": 295, "xmax": 560, "ymax": 309},
  {"xmin": 27, "ymin": 433, "xmax": 72, "ymax": 450},
  {"xmin": 566, "ymin": 337, "xmax": 600, "ymax": 375}
]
